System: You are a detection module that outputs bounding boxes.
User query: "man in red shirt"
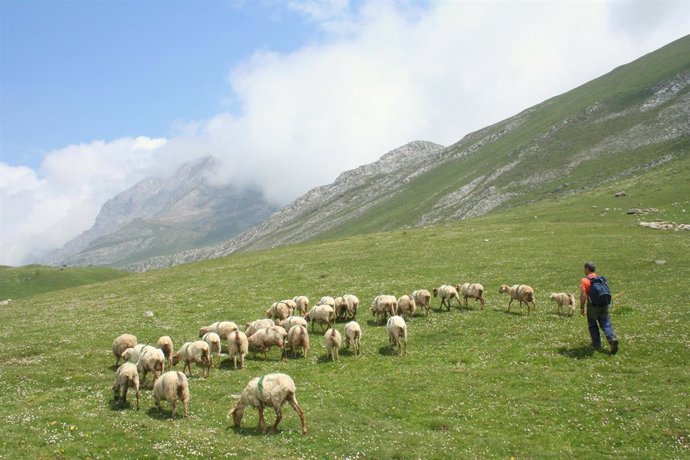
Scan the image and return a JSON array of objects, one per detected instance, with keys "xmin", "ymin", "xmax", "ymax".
[{"xmin": 580, "ymin": 262, "xmax": 619, "ymax": 355}]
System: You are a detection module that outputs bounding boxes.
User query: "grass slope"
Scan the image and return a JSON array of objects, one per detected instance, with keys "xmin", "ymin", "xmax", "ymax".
[
  {"xmin": 0, "ymin": 160, "xmax": 688, "ymax": 459},
  {"xmin": 0, "ymin": 265, "xmax": 129, "ymax": 300}
]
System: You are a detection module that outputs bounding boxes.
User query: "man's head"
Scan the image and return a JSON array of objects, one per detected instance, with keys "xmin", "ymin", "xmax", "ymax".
[{"xmin": 584, "ymin": 262, "xmax": 596, "ymax": 274}]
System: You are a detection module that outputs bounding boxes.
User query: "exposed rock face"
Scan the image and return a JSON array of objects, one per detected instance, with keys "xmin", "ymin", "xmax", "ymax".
[{"xmin": 43, "ymin": 157, "xmax": 276, "ymax": 267}]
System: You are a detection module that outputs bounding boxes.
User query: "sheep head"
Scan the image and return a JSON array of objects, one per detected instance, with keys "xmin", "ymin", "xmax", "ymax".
[
  {"xmin": 198, "ymin": 327, "xmax": 209, "ymax": 338},
  {"xmin": 499, "ymin": 285, "xmax": 509, "ymax": 294},
  {"xmin": 432, "ymin": 288, "xmax": 438, "ymax": 297},
  {"xmin": 171, "ymin": 353, "xmax": 181, "ymax": 366},
  {"xmin": 228, "ymin": 399, "xmax": 245, "ymax": 427}
]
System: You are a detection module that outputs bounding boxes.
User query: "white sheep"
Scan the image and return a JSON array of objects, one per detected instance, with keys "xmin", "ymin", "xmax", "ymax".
[
  {"xmin": 156, "ymin": 336, "xmax": 174, "ymax": 371},
  {"xmin": 499, "ymin": 284, "xmax": 536, "ymax": 314},
  {"xmin": 136, "ymin": 345, "xmax": 165, "ymax": 389},
  {"xmin": 279, "ymin": 315, "xmax": 309, "ymax": 330},
  {"xmin": 172, "ymin": 341, "xmax": 212, "ymax": 377},
  {"xmin": 202, "ymin": 332, "xmax": 222, "ymax": 367},
  {"xmin": 121, "ymin": 343, "xmax": 147, "ymax": 364},
  {"xmin": 344, "ymin": 321, "xmax": 362, "ymax": 357},
  {"xmin": 334, "ymin": 294, "xmax": 359, "ymax": 321},
  {"xmin": 198, "ymin": 321, "xmax": 238, "ymax": 341},
  {"xmin": 112, "ymin": 334, "xmax": 137, "ymax": 366},
  {"xmin": 227, "ymin": 330, "xmax": 249, "ymax": 370},
  {"xmin": 550, "ymin": 292, "xmax": 576, "ymax": 316},
  {"xmin": 386, "ymin": 315, "xmax": 408, "ymax": 356},
  {"xmin": 457, "ymin": 283, "xmax": 485, "ymax": 310},
  {"xmin": 112, "ymin": 362, "xmax": 140, "ymax": 410},
  {"xmin": 433, "ymin": 285, "xmax": 460, "ymax": 311},
  {"xmin": 281, "ymin": 299, "xmax": 297, "ymax": 316},
  {"xmin": 412, "ymin": 290, "xmax": 432, "ymax": 317},
  {"xmin": 286, "ymin": 325, "xmax": 310, "ymax": 358},
  {"xmin": 227, "ymin": 373, "xmax": 307, "ymax": 434},
  {"xmin": 324, "ymin": 328, "xmax": 342, "ymax": 361},
  {"xmin": 292, "ymin": 296, "xmax": 310, "ymax": 315},
  {"xmin": 245, "ymin": 318, "xmax": 275, "ymax": 337},
  {"xmin": 370, "ymin": 295, "xmax": 398, "ymax": 323},
  {"xmin": 266, "ymin": 301, "xmax": 291, "ymax": 321},
  {"xmin": 397, "ymin": 294, "xmax": 417, "ymax": 318},
  {"xmin": 247, "ymin": 326, "xmax": 288, "ymax": 360},
  {"xmin": 153, "ymin": 371, "xmax": 189, "ymax": 418},
  {"xmin": 318, "ymin": 296, "xmax": 336, "ymax": 308},
  {"xmin": 304, "ymin": 305, "xmax": 335, "ymax": 332}
]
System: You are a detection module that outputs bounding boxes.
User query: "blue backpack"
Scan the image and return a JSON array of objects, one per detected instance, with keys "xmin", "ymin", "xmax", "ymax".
[{"xmin": 588, "ymin": 275, "xmax": 612, "ymax": 307}]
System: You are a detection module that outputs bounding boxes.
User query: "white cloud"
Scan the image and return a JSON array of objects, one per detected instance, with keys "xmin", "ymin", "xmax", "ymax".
[
  {"xmin": 2, "ymin": 0, "xmax": 689, "ymax": 266},
  {"xmin": 0, "ymin": 137, "xmax": 167, "ymax": 266}
]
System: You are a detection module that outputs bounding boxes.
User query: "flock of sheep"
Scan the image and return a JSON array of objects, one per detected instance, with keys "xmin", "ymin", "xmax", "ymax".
[{"xmin": 110, "ymin": 283, "xmax": 578, "ymax": 434}]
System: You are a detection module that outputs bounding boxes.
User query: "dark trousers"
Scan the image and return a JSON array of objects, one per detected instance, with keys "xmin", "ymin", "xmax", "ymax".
[{"xmin": 587, "ymin": 304, "xmax": 616, "ymax": 348}]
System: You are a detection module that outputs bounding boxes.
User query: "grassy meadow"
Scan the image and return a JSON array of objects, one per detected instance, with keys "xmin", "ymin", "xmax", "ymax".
[{"xmin": 1, "ymin": 164, "xmax": 689, "ymax": 459}]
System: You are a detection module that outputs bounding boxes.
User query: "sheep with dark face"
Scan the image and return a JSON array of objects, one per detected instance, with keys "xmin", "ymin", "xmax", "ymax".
[{"xmin": 227, "ymin": 373, "xmax": 307, "ymax": 434}]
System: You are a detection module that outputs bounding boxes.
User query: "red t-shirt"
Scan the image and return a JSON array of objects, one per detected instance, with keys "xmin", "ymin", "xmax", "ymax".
[{"xmin": 581, "ymin": 273, "xmax": 597, "ymax": 296}]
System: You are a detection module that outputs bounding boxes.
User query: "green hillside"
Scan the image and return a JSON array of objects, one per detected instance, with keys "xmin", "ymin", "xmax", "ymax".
[
  {"xmin": 299, "ymin": 35, "xmax": 690, "ymax": 243},
  {"xmin": 0, "ymin": 265, "xmax": 129, "ymax": 300},
  {"xmin": 0, "ymin": 156, "xmax": 688, "ymax": 458}
]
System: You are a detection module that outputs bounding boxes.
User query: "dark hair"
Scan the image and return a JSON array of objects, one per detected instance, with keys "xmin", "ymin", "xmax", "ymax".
[{"xmin": 584, "ymin": 262, "xmax": 596, "ymax": 272}]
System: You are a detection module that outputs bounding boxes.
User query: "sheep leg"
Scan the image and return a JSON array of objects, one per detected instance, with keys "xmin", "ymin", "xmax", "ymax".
[
  {"xmin": 507, "ymin": 298, "xmax": 513, "ymax": 312},
  {"xmin": 171, "ymin": 399, "xmax": 177, "ymax": 418},
  {"xmin": 287, "ymin": 394, "xmax": 307, "ymax": 434},
  {"xmin": 257, "ymin": 407, "xmax": 267, "ymax": 433},
  {"xmin": 271, "ymin": 407, "xmax": 283, "ymax": 433}
]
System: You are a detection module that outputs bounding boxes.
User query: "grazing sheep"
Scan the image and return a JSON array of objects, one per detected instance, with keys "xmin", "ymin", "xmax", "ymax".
[
  {"xmin": 324, "ymin": 328, "xmax": 342, "ymax": 361},
  {"xmin": 136, "ymin": 346, "xmax": 165, "ymax": 389},
  {"xmin": 172, "ymin": 341, "xmax": 212, "ymax": 377},
  {"xmin": 318, "ymin": 296, "xmax": 336, "ymax": 308},
  {"xmin": 412, "ymin": 290, "xmax": 432, "ymax": 317},
  {"xmin": 227, "ymin": 330, "xmax": 249, "ymax": 370},
  {"xmin": 202, "ymin": 332, "xmax": 222, "ymax": 367},
  {"xmin": 499, "ymin": 284, "xmax": 536, "ymax": 314},
  {"xmin": 281, "ymin": 299, "xmax": 297, "ymax": 316},
  {"xmin": 386, "ymin": 315, "xmax": 408, "ymax": 356},
  {"xmin": 247, "ymin": 326, "xmax": 288, "ymax": 360},
  {"xmin": 334, "ymin": 294, "xmax": 359, "ymax": 321},
  {"xmin": 198, "ymin": 321, "xmax": 238, "ymax": 341},
  {"xmin": 397, "ymin": 294, "xmax": 417, "ymax": 318},
  {"xmin": 156, "ymin": 336, "xmax": 174, "ymax": 371},
  {"xmin": 550, "ymin": 292, "xmax": 576, "ymax": 316},
  {"xmin": 292, "ymin": 296, "xmax": 310, "ymax": 315},
  {"xmin": 112, "ymin": 362, "xmax": 140, "ymax": 410},
  {"xmin": 286, "ymin": 325, "xmax": 310, "ymax": 358},
  {"xmin": 433, "ymin": 285, "xmax": 460, "ymax": 311},
  {"xmin": 227, "ymin": 373, "xmax": 307, "ymax": 434},
  {"xmin": 304, "ymin": 305, "xmax": 335, "ymax": 332},
  {"xmin": 370, "ymin": 295, "xmax": 398, "ymax": 323},
  {"xmin": 112, "ymin": 334, "xmax": 137, "ymax": 366},
  {"xmin": 153, "ymin": 371, "xmax": 189, "ymax": 418},
  {"xmin": 279, "ymin": 315, "xmax": 309, "ymax": 330},
  {"xmin": 266, "ymin": 301, "xmax": 291, "ymax": 321},
  {"xmin": 121, "ymin": 344, "xmax": 147, "ymax": 364},
  {"xmin": 245, "ymin": 319, "xmax": 275, "ymax": 337},
  {"xmin": 457, "ymin": 283, "xmax": 485, "ymax": 310},
  {"xmin": 344, "ymin": 321, "xmax": 362, "ymax": 357}
]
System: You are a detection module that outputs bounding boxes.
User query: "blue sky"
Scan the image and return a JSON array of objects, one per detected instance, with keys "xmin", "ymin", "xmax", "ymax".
[
  {"xmin": 1, "ymin": 0, "xmax": 689, "ymax": 266},
  {"xmin": 1, "ymin": 0, "xmax": 320, "ymax": 167}
]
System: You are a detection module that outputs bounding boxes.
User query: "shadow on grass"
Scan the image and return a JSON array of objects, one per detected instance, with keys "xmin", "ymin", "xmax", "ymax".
[
  {"xmin": 366, "ymin": 319, "xmax": 386, "ymax": 327},
  {"xmin": 558, "ymin": 344, "xmax": 598, "ymax": 359},
  {"xmin": 378, "ymin": 346, "xmax": 400, "ymax": 356},
  {"xmin": 497, "ymin": 308, "xmax": 527, "ymax": 316},
  {"xmin": 108, "ymin": 398, "xmax": 138, "ymax": 412},
  {"xmin": 225, "ymin": 424, "xmax": 265, "ymax": 437},
  {"xmin": 145, "ymin": 406, "xmax": 183, "ymax": 420},
  {"xmin": 316, "ymin": 354, "xmax": 337, "ymax": 364}
]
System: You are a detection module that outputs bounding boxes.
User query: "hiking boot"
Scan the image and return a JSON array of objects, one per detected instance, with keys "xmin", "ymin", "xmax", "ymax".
[{"xmin": 610, "ymin": 338, "xmax": 619, "ymax": 355}]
